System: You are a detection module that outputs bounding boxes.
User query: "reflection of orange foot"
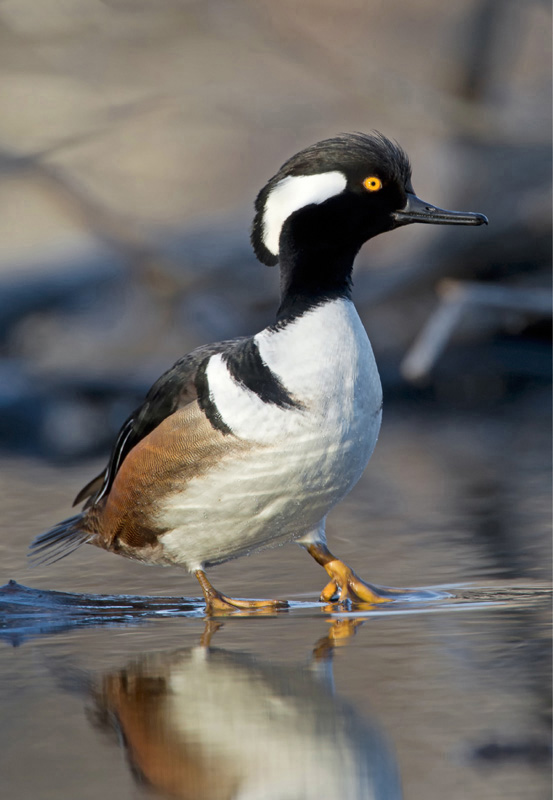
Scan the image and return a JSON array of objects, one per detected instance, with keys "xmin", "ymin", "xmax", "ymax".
[
  {"xmin": 195, "ymin": 570, "xmax": 289, "ymax": 615},
  {"xmin": 326, "ymin": 617, "xmax": 365, "ymax": 642},
  {"xmin": 199, "ymin": 619, "xmax": 223, "ymax": 647},
  {"xmin": 313, "ymin": 618, "xmax": 365, "ymax": 659},
  {"xmin": 307, "ymin": 543, "xmax": 399, "ymax": 606}
]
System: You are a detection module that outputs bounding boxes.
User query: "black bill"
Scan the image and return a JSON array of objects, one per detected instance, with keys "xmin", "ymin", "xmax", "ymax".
[{"xmin": 393, "ymin": 192, "xmax": 488, "ymax": 227}]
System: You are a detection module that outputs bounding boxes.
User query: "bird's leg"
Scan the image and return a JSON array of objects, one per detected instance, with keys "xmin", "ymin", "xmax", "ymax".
[
  {"xmin": 306, "ymin": 543, "xmax": 399, "ymax": 605},
  {"xmin": 194, "ymin": 570, "xmax": 288, "ymax": 615}
]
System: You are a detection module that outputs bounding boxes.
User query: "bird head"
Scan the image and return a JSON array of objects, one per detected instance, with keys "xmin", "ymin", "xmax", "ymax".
[{"xmin": 251, "ymin": 132, "xmax": 487, "ymax": 267}]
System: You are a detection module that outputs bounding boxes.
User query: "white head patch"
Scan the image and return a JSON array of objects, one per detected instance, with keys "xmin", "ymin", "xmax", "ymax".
[{"xmin": 262, "ymin": 171, "xmax": 347, "ymax": 255}]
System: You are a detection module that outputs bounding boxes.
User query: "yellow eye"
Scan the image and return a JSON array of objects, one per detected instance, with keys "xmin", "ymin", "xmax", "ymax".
[{"xmin": 363, "ymin": 176, "xmax": 383, "ymax": 192}]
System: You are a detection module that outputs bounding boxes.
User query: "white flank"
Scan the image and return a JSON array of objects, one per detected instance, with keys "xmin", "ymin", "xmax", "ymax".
[
  {"xmin": 158, "ymin": 299, "xmax": 383, "ymax": 571},
  {"xmin": 262, "ymin": 171, "xmax": 347, "ymax": 255}
]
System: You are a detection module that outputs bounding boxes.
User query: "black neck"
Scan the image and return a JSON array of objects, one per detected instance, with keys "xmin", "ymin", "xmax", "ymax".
[
  {"xmin": 276, "ymin": 249, "xmax": 355, "ymax": 321},
  {"xmin": 275, "ymin": 208, "xmax": 360, "ymax": 322}
]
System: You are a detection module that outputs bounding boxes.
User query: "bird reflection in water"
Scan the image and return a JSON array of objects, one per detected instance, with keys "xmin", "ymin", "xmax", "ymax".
[{"xmin": 87, "ymin": 621, "xmax": 401, "ymax": 800}]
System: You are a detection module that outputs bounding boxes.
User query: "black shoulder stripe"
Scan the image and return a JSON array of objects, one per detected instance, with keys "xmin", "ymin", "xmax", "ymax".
[
  {"xmin": 195, "ymin": 358, "xmax": 233, "ymax": 435},
  {"xmin": 224, "ymin": 339, "xmax": 302, "ymax": 409}
]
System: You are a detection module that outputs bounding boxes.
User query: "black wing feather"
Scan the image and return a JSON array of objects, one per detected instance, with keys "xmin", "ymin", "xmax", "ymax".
[
  {"xmin": 28, "ymin": 514, "xmax": 92, "ymax": 566},
  {"xmin": 73, "ymin": 338, "xmax": 245, "ymax": 508}
]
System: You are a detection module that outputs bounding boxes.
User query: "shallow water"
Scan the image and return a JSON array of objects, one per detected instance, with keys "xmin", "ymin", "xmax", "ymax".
[
  {"xmin": 0, "ymin": 401, "xmax": 551, "ymax": 800},
  {"xmin": 0, "ymin": 582, "xmax": 550, "ymax": 800}
]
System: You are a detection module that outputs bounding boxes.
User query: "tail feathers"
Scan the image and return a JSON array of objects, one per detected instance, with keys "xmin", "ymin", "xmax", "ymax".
[{"xmin": 28, "ymin": 514, "xmax": 92, "ymax": 567}]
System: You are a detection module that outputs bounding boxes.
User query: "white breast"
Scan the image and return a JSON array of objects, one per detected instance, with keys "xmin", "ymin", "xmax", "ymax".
[
  {"xmin": 207, "ymin": 298, "xmax": 382, "ymax": 442},
  {"xmin": 257, "ymin": 298, "xmax": 382, "ymax": 436},
  {"xmin": 158, "ymin": 298, "xmax": 382, "ymax": 570}
]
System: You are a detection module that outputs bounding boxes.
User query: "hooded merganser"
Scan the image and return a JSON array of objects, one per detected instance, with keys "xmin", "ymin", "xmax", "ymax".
[{"xmin": 29, "ymin": 132, "xmax": 487, "ymax": 612}]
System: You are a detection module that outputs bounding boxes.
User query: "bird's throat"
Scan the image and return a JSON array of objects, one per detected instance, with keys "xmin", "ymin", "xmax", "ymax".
[{"xmin": 276, "ymin": 244, "xmax": 356, "ymax": 322}]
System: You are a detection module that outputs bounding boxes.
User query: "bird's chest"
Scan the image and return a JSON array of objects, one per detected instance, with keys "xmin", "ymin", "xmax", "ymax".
[
  {"xmin": 209, "ymin": 302, "xmax": 381, "ymax": 515},
  {"xmin": 158, "ymin": 301, "xmax": 382, "ymax": 568},
  {"xmin": 242, "ymin": 299, "xmax": 382, "ymax": 457},
  {"xmin": 264, "ymin": 305, "xmax": 382, "ymax": 496}
]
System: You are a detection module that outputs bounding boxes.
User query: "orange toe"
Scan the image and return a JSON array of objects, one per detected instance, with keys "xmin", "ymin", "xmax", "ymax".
[
  {"xmin": 322, "ymin": 559, "xmax": 393, "ymax": 605},
  {"xmin": 306, "ymin": 543, "xmax": 398, "ymax": 606},
  {"xmin": 206, "ymin": 594, "xmax": 288, "ymax": 615},
  {"xmin": 195, "ymin": 569, "xmax": 288, "ymax": 615}
]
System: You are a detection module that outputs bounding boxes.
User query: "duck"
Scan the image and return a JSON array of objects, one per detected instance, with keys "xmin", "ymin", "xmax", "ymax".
[{"xmin": 29, "ymin": 132, "xmax": 487, "ymax": 613}]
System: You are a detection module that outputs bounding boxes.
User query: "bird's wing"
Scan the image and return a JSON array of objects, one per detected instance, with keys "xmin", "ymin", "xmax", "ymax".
[{"xmin": 73, "ymin": 338, "xmax": 245, "ymax": 508}]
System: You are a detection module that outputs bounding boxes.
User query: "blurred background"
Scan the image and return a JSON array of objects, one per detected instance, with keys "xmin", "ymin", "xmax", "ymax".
[
  {"xmin": 0, "ymin": 0, "xmax": 550, "ymax": 458},
  {"xmin": 0, "ymin": 4, "xmax": 551, "ymax": 800}
]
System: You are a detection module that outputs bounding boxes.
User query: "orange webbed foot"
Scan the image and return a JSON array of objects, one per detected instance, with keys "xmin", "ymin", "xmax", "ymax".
[
  {"xmin": 306, "ymin": 543, "xmax": 409, "ymax": 607},
  {"xmin": 319, "ymin": 560, "xmax": 395, "ymax": 605},
  {"xmin": 195, "ymin": 570, "xmax": 288, "ymax": 616}
]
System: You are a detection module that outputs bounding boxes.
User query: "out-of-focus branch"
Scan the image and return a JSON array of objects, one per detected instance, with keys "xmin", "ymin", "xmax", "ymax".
[{"xmin": 401, "ymin": 279, "xmax": 552, "ymax": 381}]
